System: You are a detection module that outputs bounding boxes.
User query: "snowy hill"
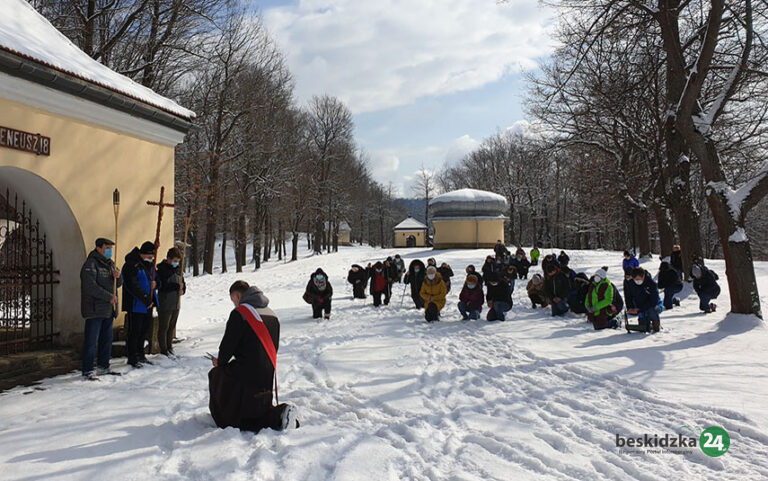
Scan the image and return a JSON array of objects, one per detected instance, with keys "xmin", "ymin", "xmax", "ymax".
[{"xmin": 0, "ymin": 246, "xmax": 767, "ymax": 480}]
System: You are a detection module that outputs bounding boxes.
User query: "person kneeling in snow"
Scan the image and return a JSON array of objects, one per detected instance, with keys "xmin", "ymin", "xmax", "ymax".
[
  {"xmin": 585, "ymin": 268, "xmax": 622, "ymax": 330},
  {"xmin": 526, "ymin": 274, "xmax": 549, "ymax": 309},
  {"xmin": 303, "ymin": 268, "xmax": 333, "ymax": 319},
  {"xmin": 691, "ymin": 264, "xmax": 720, "ymax": 313},
  {"xmin": 485, "ymin": 272, "xmax": 513, "ymax": 321},
  {"xmin": 420, "ymin": 266, "xmax": 447, "ymax": 322},
  {"xmin": 625, "ymin": 267, "xmax": 661, "ymax": 333},
  {"xmin": 458, "ymin": 274, "xmax": 484, "ymax": 320},
  {"xmin": 209, "ymin": 281, "xmax": 298, "ymax": 432}
]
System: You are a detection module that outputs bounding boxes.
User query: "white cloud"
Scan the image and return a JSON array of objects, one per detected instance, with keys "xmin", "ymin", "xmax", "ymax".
[
  {"xmin": 445, "ymin": 134, "xmax": 480, "ymax": 164},
  {"xmin": 371, "ymin": 152, "xmax": 400, "ymax": 181},
  {"xmin": 263, "ymin": 0, "xmax": 554, "ymax": 114}
]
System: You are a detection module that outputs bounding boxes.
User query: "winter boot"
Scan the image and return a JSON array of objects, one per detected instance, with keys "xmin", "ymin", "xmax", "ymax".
[{"xmin": 280, "ymin": 404, "xmax": 300, "ymax": 430}]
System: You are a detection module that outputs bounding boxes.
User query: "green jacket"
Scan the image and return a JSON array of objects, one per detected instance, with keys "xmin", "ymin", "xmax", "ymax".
[
  {"xmin": 586, "ymin": 279, "xmax": 613, "ymax": 315},
  {"xmin": 530, "ymin": 248, "xmax": 540, "ymax": 263}
]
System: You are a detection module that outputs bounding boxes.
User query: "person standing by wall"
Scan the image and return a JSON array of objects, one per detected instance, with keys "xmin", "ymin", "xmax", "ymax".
[
  {"xmin": 80, "ymin": 238, "xmax": 122, "ymax": 379},
  {"xmin": 122, "ymin": 241, "xmax": 158, "ymax": 368},
  {"xmin": 157, "ymin": 247, "xmax": 186, "ymax": 357}
]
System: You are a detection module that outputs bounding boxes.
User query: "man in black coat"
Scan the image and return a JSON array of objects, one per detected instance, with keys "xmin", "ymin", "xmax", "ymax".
[
  {"xmin": 657, "ymin": 261, "xmax": 682, "ymax": 310},
  {"xmin": 122, "ymin": 241, "xmax": 157, "ymax": 368},
  {"xmin": 304, "ymin": 268, "xmax": 333, "ymax": 319},
  {"xmin": 485, "ymin": 272, "xmax": 513, "ymax": 321},
  {"xmin": 625, "ymin": 267, "xmax": 661, "ymax": 332},
  {"xmin": 347, "ymin": 264, "xmax": 368, "ymax": 299},
  {"xmin": 209, "ymin": 281, "xmax": 298, "ymax": 432},
  {"xmin": 511, "ymin": 253, "xmax": 530, "ymax": 279},
  {"xmin": 403, "ymin": 259, "xmax": 426, "ymax": 308},
  {"xmin": 80, "ymin": 237, "xmax": 122, "ymax": 379},
  {"xmin": 692, "ymin": 264, "xmax": 721, "ymax": 313},
  {"xmin": 544, "ymin": 265, "xmax": 571, "ymax": 316},
  {"xmin": 156, "ymin": 247, "xmax": 186, "ymax": 356}
]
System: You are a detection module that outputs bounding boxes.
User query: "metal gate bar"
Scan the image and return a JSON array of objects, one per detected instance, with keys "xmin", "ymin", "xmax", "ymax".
[{"xmin": 0, "ymin": 188, "xmax": 59, "ymax": 355}]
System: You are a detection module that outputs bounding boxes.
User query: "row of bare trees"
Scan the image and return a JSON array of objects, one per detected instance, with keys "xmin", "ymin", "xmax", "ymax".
[
  {"xmin": 464, "ymin": 0, "xmax": 767, "ymax": 318},
  {"xmin": 35, "ymin": 1, "xmax": 405, "ymax": 275}
]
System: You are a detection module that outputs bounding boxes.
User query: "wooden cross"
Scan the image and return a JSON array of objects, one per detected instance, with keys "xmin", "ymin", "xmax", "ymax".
[{"xmin": 147, "ymin": 186, "xmax": 175, "ymax": 274}]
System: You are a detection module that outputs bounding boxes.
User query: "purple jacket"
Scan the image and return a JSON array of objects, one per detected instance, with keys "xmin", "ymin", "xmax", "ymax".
[{"xmin": 459, "ymin": 284, "xmax": 485, "ymax": 311}]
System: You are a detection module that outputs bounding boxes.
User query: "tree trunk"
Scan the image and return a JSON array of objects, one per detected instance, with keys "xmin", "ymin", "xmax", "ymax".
[
  {"xmin": 190, "ymin": 229, "xmax": 199, "ymax": 277},
  {"xmin": 221, "ymin": 208, "xmax": 228, "ymax": 273},
  {"xmin": 291, "ymin": 232, "xmax": 299, "ymax": 261},
  {"xmin": 637, "ymin": 208, "xmax": 651, "ymax": 258}
]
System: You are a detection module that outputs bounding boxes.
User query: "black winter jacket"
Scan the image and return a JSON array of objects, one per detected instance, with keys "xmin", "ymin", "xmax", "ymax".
[
  {"xmin": 544, "ymin": 269, "xmax": 571, "ymax": 300},
  {"xmin": 486, "ymin": 281, "xmax": 512, "ymax": 304},
  {"xmin": 217, "ymin": 288, "xmax": 277, "ymax": 390},
  {"xmin": 693, "ymin": 266, "xmax": 721, "ymax": 298},
  {"xmin": 121, "ymin": 247, "xmax": 154, "ymax": 313},
  {"xmin": 403, "ymin": 260, "xmax": 426, "ymax": 297},
  {"xmin": 157, "ymin": 260, "xmax": 186, "ymax": 312},
  {"xmin": 305, "ymin": 268, "xmax": 333, "ymax": 303}
]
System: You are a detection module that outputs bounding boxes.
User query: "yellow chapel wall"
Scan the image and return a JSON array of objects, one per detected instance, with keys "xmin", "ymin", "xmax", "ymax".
[
  {"xmin": 432, "ymin": 219, "xmax": 505, "ymax": 249},
  {"xmin": 0, "ymin": 95, "xmax": 176, "ymax": 346},
  {"xmin": 394, "ymin": 230, "xmax": 426, "ymax": 247}
]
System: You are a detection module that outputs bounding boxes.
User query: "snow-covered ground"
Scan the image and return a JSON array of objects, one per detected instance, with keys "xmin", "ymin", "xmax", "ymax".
[{"xmin": 1, "ymin": 245, "xmax": 767, "ymax": 480}]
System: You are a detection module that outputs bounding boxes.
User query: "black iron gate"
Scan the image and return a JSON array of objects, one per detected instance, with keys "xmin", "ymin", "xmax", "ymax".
[{"xmin": 0, "ymin": 188, "xmax": 59, "ymax": 355}]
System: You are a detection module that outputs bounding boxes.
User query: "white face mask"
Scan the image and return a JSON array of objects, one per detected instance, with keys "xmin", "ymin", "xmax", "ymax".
[
  {"xmin": 594, "ymin": 276, "xmax": 602, "ymax": 283},
  {"xmin": 634, "ymin": 279, "xmax": 644, "ymax": 286},
  {"xmin": 427, "ymin": 273, "xmax": 435, "ymax": 280}
]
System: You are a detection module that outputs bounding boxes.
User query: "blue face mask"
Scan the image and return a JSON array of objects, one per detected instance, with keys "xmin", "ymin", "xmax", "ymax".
[
  {"xmin": 467, "ymin": 284, "xmax": 476, "ymax": 289},
  {"xmin": 104, "ymin": 248, "xmax": 113, "ymax": 259},
  {"xmin": 316, "ymin": 275, "xmax": 324, "ymax": 281},
  {"xmin": 171, "ymin": 261, "xmax": 180, "ymax": 268},
  {"xmin": 414, "ymin": 269, "xmax": 420, "ymax": 273}
]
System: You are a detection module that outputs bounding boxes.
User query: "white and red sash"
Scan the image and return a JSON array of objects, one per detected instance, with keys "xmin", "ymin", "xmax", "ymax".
[{"xmin": 236, "ymin": 303, "xmax": 279, "ymax": 402}]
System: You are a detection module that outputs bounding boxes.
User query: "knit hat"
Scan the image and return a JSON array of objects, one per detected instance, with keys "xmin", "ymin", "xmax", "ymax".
[
  {"xmin": 594, "ymin": 268, "xmax": 607, "ymax": 280},
  {"xmin": 466, "ymin": 274, "xmax": 478, "ymax": 284},
  {"xmin": 691, "ymin": 265, "xmax": 702, "ymax": 277},
  {"xmin": 140, "ymin": 241, "xmax": 156, "ymax": 254},
  {"xmin": 426, "ymin": 265, "xmax": 437, "ymax": 274}
]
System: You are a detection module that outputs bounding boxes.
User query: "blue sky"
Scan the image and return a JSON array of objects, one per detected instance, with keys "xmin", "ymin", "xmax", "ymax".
[{"xmin": 259, "ymin": 0, "xmax": 556, "ymax": 196}]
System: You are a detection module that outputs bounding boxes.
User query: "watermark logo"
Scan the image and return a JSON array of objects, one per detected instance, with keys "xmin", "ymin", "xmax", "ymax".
[{"xmin": 615, "ymin": 425, "xmax": 730, "ymax": 457}]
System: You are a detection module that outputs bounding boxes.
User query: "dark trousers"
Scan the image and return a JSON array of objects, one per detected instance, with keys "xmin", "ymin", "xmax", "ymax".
[
  {"xmin": 82, "ymin": 317, "xmax": 113, "ymax": 374},
  {"xmin": 209, "ymin": 366, "xmax": 288, "ymax": 432},
  {"xmin": 126, "ymin": 311, "xmax": 153, "ymax": 365},
  {"xmin": 487, "ymin": 301, "xmax": 512, "ymax": 321},
  {"xmin": 699, "ymin": 293, "xmax": 715, "ymax": 312},
  {"xmin": 158, "ymin": 309, "xmax": 179, "ymax": 355},
  {"xmin": 458, "ymin": 301, "xmax": 480, "ymax": 320},
  {"xmin": 352, "ymin": 283, "xmax": 366, "ymax": 299},
  {"xmin": 662, "ymin": 285, "xmax": 683, "ymax": 310},
  {"xmin": 529, "ymin": 294, "xmax": 548, "ymax": 308},
  {"xmin": 373, "ymin": 290, "xmax": 386, "ymax": 307},
  {"xmin": 312, "ymin": 299, "xmax": 331, "ymax": 318},
  {"xmin": 411, "ymin": 293, "xmax": 425, "ymax": 309},
  {"xmin": 425, "ymin": 302, "xmax": 440, "ymax": 322},
  {"xmin": 638, "ymin": 307, "xmax": 660, "ymax": 332},
  {"xmin": 551, "ymin": 299, "xmax": 569, "ymax": 317}
]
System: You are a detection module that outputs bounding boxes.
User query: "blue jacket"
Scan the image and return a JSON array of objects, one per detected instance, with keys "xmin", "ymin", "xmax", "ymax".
[
  {"xmin": 625, "ymin": 273, "xmax": 659, "ymax": 312},
  {"xmin": 623, "ymin": 256, "xmax": 640, "ymax": 271},
  {"xmin": 121, "ymin": 247, "xmax": 158, "ymax": 314}
]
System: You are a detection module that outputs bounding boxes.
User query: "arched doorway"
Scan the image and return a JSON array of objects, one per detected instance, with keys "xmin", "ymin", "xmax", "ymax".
[
  {"xmin": 0, "ymin": 167, "xmax": 85, "ymax": 353},
  {"xmin": 406, "ymin": 235, "xmax": 417, "ymax": 247}
]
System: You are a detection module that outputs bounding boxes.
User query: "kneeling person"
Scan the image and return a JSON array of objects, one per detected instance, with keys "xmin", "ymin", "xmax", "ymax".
[
  {"xmin": 209, "ymin": 281, "xmax": 298, "ymax": 432},
  {"xmin": 420, "ymin": 266, "xmax": 446, "ymax": 322},
  {"xmin": 458, "ymin": 274, "xmax": 484, "ymax": 320},
  {"xmin": 585, "ymin": 269, "xmax": 621, "ymax": 330},
  {"xmin": 485, "ymin": 273, "xmax": 512, "ymax": 321}
]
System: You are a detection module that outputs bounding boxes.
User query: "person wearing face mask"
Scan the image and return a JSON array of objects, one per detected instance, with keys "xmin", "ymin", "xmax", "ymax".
[
  {"xmin": 122, "ymin": 241, "xmax": 159, "ymax": 368},
  {"xmin": 526, "ymin": 274, "xmax": 549, "ymax": 309},
  {"xmin": 209, "ymin": 280, "xmax": 299, "ymax": 432},
  {"xmin": 511, "ymin": 252, "xmax": 530, "ymax": 279},
  {"xmin": 625, "ymin": 267, "xmax": 661, "ymax": 333},
  {"xmin": 420, "ymin": 266, "xmax": 447, "ymax": 322},
  {"xmin": 303, "ymin": 268, "xmax": 333, "ymax": 319},
  {"xmin": 485, "ymin": 272, "xmax": 513, "ymax": 321},
  {"xmin": 403, "ymin": 259, "xmax": 427, "ymax": 309},
  {"xmin": 80, "ymin": 237, "xmax": 122, "ymax": 379},
  {"xmin": 369, "ymin": 261, "xmax": 390, "ymax": 307},
  {"xmin": 544, "ymin": 264, "xmax": 571, "ymax": 317},
  {"xmin": 585, "ymin": 268, "xmax": 623, "ymax": 330},
  {"xmin": 481, "ymin": 256, "xmax": 495, "ymax": 285},
  {"xmin": 458, "ymin": 274, "xmax": 484, "ymax": 320},
  {"xmin": 437, "ymin": 262, "xmax": 454, "ymax": 292},
  {"xmin": 157, "ymin": 247, "xmax": 186, "ymax": 356},
  {"xmin": 347, "ymin": 264, "xmax": 368, "ymax": 299},
  {"xmin": 691, "ymin": 264, "xmax": 720, "ymax": 313}
]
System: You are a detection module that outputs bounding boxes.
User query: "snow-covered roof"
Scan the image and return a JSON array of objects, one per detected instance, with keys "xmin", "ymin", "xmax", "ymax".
[
  {"xmin": 430, "ymin": 188, "xmax": 508, "ymax": 205},
  {"xmin": 0, "ymin": 0, "xmax": 195, "ymax": 120},
  {"xmin": 430, "ymin": 189, "xmax": 508, "ymax": 218},
  {"xmin": 394, "ymin": 217, "xmax": 427, "ymax": 230}
]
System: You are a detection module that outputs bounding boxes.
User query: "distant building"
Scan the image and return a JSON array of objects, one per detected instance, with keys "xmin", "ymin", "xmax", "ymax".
[
  {"xmin": 429, "ymin": 189, "xmax": 508, "ymax": 249},
  {"xmin": 394, "ymin": 217, "xmax": 428, "ymax": 247},
  {"xmin": 324, "ymin": 221, "xmax": 352, "ymax": 246}
]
